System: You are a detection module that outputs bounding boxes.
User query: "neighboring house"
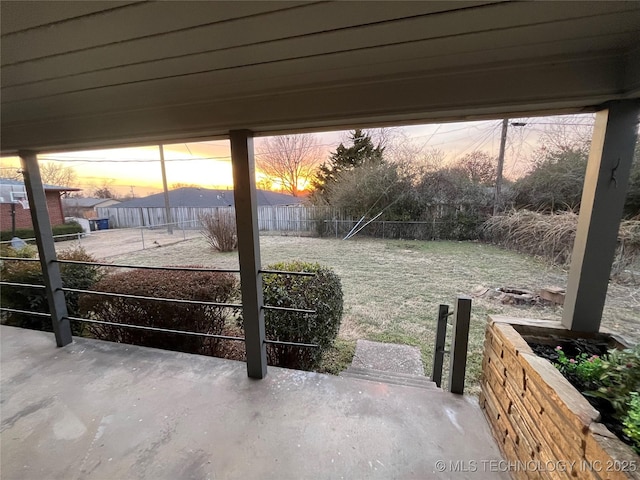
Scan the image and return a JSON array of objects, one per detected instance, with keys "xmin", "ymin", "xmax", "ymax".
[
  {"xmin": 0, "ymin": 178, "xmax": 80, "ymax": 231},
  {"xmin": 98, "ymin": 187, "xmax": 305, "ymax": 229},
  {"xmin": 62, "ymin": 197, "xmax": 121, "ymax": 219}
]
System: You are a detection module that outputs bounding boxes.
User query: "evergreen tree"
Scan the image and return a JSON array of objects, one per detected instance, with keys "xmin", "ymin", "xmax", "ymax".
[{"xmin": 312, "ymin": 129, "xmax": 384, "ymax": 195}]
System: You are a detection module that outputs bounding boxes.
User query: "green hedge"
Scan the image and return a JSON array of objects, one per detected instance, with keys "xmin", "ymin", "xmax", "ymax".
[
  {"xmin": 261, "ymin": 261, "xmax": 344, "ymax": 370},
  {"xmin": 0, "ymin": 246, "xmax": 103, "ymax": 336},
  {"xmin": 79, "ymin": 267, "xmax": 239, "ymax": 356},
  {"xmin": 0, "ymin": 221, "xmax": 84, "ymax": 242}
]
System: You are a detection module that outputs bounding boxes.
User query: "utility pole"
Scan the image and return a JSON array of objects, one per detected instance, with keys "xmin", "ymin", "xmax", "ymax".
[
  {"xmin": 159, "ymin": 145, "xmax": 173, "ymax": 234},
  {"xmin": 494, "ymin": 118, "xmax": 509, "ymax": 215}
]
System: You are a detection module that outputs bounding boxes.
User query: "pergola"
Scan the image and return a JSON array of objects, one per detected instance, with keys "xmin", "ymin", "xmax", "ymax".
[{"xmin": 2, "ymin": 1, "xmax": 639, "ymax": 379}]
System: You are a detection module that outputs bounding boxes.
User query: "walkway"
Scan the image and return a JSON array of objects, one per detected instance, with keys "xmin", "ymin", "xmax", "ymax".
[{"xmin": 1, "ymin": 326, "xmax": 508, "ymax": 479}]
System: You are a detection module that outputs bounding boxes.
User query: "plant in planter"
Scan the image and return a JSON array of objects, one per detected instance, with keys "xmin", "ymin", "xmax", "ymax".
[{"xmin": 551, "ymin": 344, "xmax": 640, "ymax": 453}]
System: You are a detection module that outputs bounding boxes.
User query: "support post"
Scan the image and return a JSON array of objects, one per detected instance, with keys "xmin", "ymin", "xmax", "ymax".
[
  {"xmin": 562, "ymin": 101, "xmax": 640, "ymax": 332},
  {"xmin": 230, "ymin": 130, "xmax": 267, "ymax": 379},
  {"xmin": 431, "ymin": 304, "xmax": 449, "ymax": 388},
  {"xmin": 19, "ymin": 151, "xmax": 72, "ymax": 347},
  {"xmin": 448, "ymin": 296, "xmax": 472, "ymax": 394}
]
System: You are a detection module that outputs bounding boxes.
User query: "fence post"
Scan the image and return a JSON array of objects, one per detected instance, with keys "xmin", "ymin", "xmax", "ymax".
[
  {"xmin": 448, "ymin": 296, "xmax": 472, "ymax": 394},
  {"xmin": 140, "ymin": 227, "xmax": 145, "ymax": 250},
  {"xmin": 431, "ymin": 304, "xmax": 449, "ymax": 387}
]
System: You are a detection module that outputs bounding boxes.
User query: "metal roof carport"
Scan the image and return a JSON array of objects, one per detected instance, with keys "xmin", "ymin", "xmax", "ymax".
[{"xmin": 1, "ymin": 1, "xmax": 639, "ymax": 378}]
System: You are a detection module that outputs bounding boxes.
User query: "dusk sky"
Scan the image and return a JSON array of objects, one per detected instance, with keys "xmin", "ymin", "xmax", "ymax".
[{"xmin": 0, "ymin": 114, "xmax": 594, "ymax": 197}]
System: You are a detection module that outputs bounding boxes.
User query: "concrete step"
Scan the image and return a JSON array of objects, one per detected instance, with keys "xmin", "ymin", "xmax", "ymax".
[{"xmin": 341, "ymin": 367, "xmax": 439, "ymax": 390}]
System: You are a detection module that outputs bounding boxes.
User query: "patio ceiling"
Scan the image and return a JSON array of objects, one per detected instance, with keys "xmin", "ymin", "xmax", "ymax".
[{"xmin": 1, "ymin": 1, "xmax": 640, "ymax": 154}]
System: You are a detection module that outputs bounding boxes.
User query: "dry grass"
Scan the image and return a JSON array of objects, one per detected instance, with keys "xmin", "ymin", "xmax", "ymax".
[
  {"xmin": 483, "ymin": 210, "xmax": 640, "ymax": 280},
  {"xmin": 104, "ymin": 234, "xmax": 640, "ymax": 395}
]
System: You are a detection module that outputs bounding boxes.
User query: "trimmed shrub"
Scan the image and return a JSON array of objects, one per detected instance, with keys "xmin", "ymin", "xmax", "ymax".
[
  {"xmin": 260, "ymin": 261, "xmax": 343, "ymax": 370},
  {"xmin": 79, "ymin": 267, "xmax": 239, "ymax": 355},
  {"xmin": 200, "ymin": 211, "xmax": 237, "ymax": 252},
  {"xmin": 0, "ymin": 221, "xmax": 84, "ymax": 242},
  {"xmin": 0, "ymin": 246, "xmax": 103, "ymax": 335}
]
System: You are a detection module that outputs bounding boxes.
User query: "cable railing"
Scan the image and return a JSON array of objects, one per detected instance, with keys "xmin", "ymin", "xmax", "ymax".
[{"xmin": 0, "ymin": 256, "xmax": 321, "ymax": 350}]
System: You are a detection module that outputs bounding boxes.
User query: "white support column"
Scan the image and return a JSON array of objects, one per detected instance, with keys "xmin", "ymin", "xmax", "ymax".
[
  {"xmin": 229, "ymin": 130, "xmax": 267, "ymax": 379},
  {"xmin": 20, "ymin": 151, "xmax": 72, "ymax": 347},
  {"xmin": 562, "ymin": 101, "xmax": 640, "ymax": 332}
]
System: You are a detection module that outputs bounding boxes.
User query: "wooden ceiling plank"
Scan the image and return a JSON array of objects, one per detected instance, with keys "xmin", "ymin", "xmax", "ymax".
[
  {"xmin": 3, "ymin": 10, "xmax": 638, "ymax": 103},
  {"xmin": 3, "ymin": 1, "xmax": 634, "ymax": 74},
  {"xmin": 2, "ymin": 43, "xmax": 627, "ymax": 125},
  {"xmin": 0, "ymin": 1, "xmax": 312, "ymax": 65},
  {"xmin": 0, "ymin": 55, "xmax": 620, "ymax": 155},
  {"xmin": 0, "ymin": 1, "xmax": 490, "ymax": 66},
  {"xmin": 0, "ymin": 1, "xmax": 138, "ymax": 35}
]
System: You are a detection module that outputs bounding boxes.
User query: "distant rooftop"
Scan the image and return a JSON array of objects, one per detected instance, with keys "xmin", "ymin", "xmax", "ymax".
[
  {"xmin": 0, "ymin": 178, "xmax": 80, "ymax": 203},
  {"xmin": 112, "ymin": 187, "xmax": 304, "ymax": 209},
  {"xmin": 62, "ymin": 197, "xmax": 120, "ymax": 208}
]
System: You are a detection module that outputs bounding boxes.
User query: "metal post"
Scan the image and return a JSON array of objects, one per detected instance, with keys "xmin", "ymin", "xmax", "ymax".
[
  {"xmin": 448, "ymin": 296, "xmax": 472, "ymax": 394},
  {"xmin": 494, "ymin": 118, "xmax": 509, "ymax": 215},
  {"xmin": 431, "ymin": 304, "xmax": 449, "ymax": 388},
  {"xmin": 562, "ymin": 101, "xmax": 640, "ymax": 332},
  {"xmin": 159, "ymin": 145, "xmax": 173, "ymax": 234},
  {"xmin": 19, "ymin": 151, "xmax": 72, "ymax": 347},
  {"xmin": 230, "ymin": 130, "xmax": 267, "ymax": 379}
]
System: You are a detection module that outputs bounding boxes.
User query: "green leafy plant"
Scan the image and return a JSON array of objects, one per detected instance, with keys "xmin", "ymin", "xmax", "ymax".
[
  {"xmin": 623, "ymin": 392, "xmax": 640, "ymax": 454},
  {"xmin": 554, "ymin": 346, "xmax": 605, "ymax": 386},
  {"xmin": 79, "ymin": 267, "xmax": 239, "ymax": 356},
  {"xmin": 587, "ymin": 346, "xmax": 640, "ymax": 418},
  {"xmin": 553, "ymin": 344, "xmax": 640, "ymax": 453},
  {"xmin": 1, "ymin": 246, "xmax": 103, "ymax": 335},
  {"xmin": 259, "ymin": 261, "xmax": 344, "ymax": 370}
]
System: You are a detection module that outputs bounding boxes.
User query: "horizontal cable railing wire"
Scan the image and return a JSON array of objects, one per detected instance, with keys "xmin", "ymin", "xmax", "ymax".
[
  {"xmin": 0, "ymin": 256, "xmax": 41, "ymax": 262},
  {"xmin": 56, "ymin": 259, "xmax": 241, "ymax": 273},
  {"xmin": 65, "ymin": 316, "xmax": 246, "ymax": 342},
  {"xmin": 264, "ymin": 339, "xmax": 319, "ymax": 348},
  {"xmin": 60, "ymin": 287, "xmax": 244, "ymax": 309},
  {"xmin": 0, "ymin": 307, "xmax": 51, "ymax": 317},
  {"xmin": 0, "ymin": 281, "xmax": 46, "ymax": 289}
]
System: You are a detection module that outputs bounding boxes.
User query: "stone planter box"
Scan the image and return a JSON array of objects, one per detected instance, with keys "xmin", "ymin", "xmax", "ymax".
[{"xmin": 480, "ymin": 316, "xmax": 639, "ymax": 480}]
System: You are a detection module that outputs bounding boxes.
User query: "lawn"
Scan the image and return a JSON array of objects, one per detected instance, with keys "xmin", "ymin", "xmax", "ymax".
[{"xmin": 108, "ymin": 234, "xmax": 640, "ymax": 395}]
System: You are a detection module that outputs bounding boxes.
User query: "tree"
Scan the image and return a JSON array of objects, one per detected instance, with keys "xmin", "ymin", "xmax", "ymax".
[
  {"xmin": 323, "ymin": 161, "xmax": 412, "ymax": 219},
  {"xmin": 93, "ymin": 187, "xmax": 115, "ymax": 199},
  {"xmin": 312, "ymin": 129, "xmax": 384, "ymax": 196},
  {"xmin": 40, "ymin": 162, "xmax": 77, "ymax": 188},
  {"xmin": 171, "ymin": 182, "xmax": 200, "ymax": 189},
  {"xmin": 513, "ymin": 148, "xmax": 588, "ymax": 211},
  {"xmin": 256, "ymin": 134, "xmax": 321, "ymax": 196},
  {"xmin": 453, "ymin": 151, "xmax": 496, "ymax": 186},
  {"xmin": 92, "ymin": 179, "xmax": 116, "ymax": 199}
]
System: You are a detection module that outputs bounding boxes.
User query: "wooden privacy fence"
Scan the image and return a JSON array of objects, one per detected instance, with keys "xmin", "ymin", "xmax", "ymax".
[{"xmin": 96, "ymin": 205, "xmax": 348, "ymax": 232}]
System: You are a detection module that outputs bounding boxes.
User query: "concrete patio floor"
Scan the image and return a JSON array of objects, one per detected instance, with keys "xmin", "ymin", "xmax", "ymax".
[{"xmin": 1, "ymin": 326, "xmax": 508, "ymax": 479}]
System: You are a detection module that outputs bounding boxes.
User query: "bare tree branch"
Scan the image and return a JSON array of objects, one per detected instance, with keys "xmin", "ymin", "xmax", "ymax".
[{"xmin": 256, "ymin": 134, "xmax": 322, "ymax": 196}]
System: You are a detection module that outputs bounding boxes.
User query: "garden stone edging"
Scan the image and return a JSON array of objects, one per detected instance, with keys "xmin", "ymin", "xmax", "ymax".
[{"xmin": 480, "ymin": 316, "xmax": 639, "ymax": 480}]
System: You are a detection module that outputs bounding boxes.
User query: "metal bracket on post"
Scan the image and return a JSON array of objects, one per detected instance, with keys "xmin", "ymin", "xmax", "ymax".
[
  {"xmin": 431, "ymin": 304, "xmax": 449, "ymax": 388},
  {"xmin": 20, "ymin": 151, "xmax": 72, "ymax": 347},
  {"xmin": 448, "ymin": 296, "xmax": 472, "ymax": 395}
]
